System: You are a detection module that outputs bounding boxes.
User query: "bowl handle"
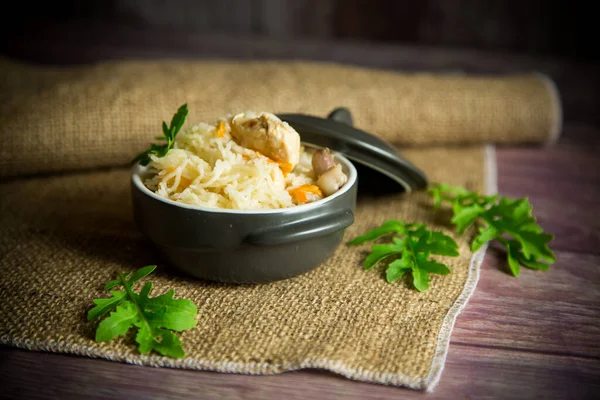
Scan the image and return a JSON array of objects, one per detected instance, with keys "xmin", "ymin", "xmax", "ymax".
[{"xmin": 245, "ymin": 209, "xmax": 354, "ymax": 246}]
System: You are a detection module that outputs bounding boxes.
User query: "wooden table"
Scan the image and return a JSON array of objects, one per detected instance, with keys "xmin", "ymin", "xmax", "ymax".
[{"xmin": 1, "ymin": 25, "xmax": 599, "ymax": 399}]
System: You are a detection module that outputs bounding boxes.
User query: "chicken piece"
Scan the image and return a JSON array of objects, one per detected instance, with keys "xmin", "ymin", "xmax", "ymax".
[
  {"xmin": 311, "ymin": 148, "xmax": 348, "ymax": 196},
  {"xmin": 230, "ymin": 112, "xmax": 301, "ymax": 167}
]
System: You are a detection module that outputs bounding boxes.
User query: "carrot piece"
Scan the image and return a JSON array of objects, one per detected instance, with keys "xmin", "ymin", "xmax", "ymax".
[
  {"xmin": 216, "ymin": 121, "xmax": 228, "ymax": 138},
  {"xmin": 288, "ymin": 185, "xmax": 322, "ymax": 204},
  {"xmin": 277, "ymin": 161, "xmax": 294, "ymax": 176},
  {"xmin": 253, "ymin": 150, "xmax": 293, "ymax": 176}
]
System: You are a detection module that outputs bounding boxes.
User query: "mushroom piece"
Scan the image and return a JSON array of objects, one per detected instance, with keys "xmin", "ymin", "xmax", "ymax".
[
  {"xmin": 230, "ymin": 111, "xmax": 301, "ymax": 167},
  {"xmin": 312, "ymin": 148, "xmax": 337, "ymax": 176},
  {"xmin": 311, "ymin": 148, "xmax": 348, "ymax": 196},
  {"xmin": 317, "ymin": 164, "xmax": 348, "ymax": 196}
]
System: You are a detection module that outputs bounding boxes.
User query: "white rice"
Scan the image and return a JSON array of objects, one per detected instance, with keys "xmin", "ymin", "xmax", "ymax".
[{"xmin": 144, "ymin": 121, "xmax": 316, "ymax": 210}]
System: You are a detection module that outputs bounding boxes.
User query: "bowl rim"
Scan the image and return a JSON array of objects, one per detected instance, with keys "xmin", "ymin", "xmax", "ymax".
[{"xmin": 131, "ymin": 150, "xmax": 357, "ymax": 215}]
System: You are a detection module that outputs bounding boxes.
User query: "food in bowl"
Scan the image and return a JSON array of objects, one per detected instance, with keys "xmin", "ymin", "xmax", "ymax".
[
  {"xmin": 141, "ymin": 107, "xmax": 348, "ymax": 210},
  {"xmin": 131, "ymin": 105, "xmax": 359, "ymax": 283}
]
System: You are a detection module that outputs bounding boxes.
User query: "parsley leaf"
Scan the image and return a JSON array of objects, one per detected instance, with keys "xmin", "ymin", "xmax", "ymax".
[
  {"xmin": 428, "ymin": 184, "xmax": 555, "ymax": 276},
  {"xmin": 133, "ymin": 104, "xmax": 189, "ymax": 166},
  {"xmin": 348, "ymin": 221, "xmax": 458, "ymax": 292},
  {"xmin": 87, "ymin": 265, "xmax": 198, "ymax": 358}
]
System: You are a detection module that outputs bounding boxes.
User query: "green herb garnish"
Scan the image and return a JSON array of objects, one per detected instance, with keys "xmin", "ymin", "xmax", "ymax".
[
  {"xmin": 429, "ymin": 183, "xmax": 556, "ymax": 276},
  {"xmin": 133, "ymin": 104, "xmax": 189, "ymax": 166},
  {"xmin": 88, "ymin": 265, "xmax": 198, "ymax": 358},
  {"xmin": 348, "ymin": 221, "xmax": 459, "ymax": 291}
]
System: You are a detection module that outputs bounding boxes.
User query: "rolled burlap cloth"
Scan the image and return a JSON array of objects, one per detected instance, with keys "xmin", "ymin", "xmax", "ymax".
[{"xmin": 0, "ymin": 57, "xmax": 561, "ymax": 178}]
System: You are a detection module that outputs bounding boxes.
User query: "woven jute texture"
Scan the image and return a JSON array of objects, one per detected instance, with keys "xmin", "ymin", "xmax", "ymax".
[
  {"xmin": 0, "ymin": 57, "xmax": 560, "ymax": 178},
  {"xmin": 0, "ymin": 58, "xmax": 559, "ymax": 391},
  {"xmin": 0, "ymin": 146, "xmax": 489, "ymax": 391}
]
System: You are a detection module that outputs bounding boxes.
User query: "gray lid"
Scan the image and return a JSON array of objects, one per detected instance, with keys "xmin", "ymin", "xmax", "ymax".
[{"xmin": 278, "ymin": 108, "xmax": 428, "ymax": 193}]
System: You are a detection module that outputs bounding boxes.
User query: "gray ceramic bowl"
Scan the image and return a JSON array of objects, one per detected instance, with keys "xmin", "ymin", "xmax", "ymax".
[{"xmin": 131, "ymin": 152, "xmax": 357, "ymax": 283}]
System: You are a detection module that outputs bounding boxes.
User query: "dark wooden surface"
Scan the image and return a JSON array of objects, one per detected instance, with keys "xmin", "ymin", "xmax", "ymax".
[
  {"xmin": 3, "ymin": 0, "xmax": 597, "ymax": 61},
  {"xmin": 1, "ymin": 28, "xmax": 599, "ymax": 399}
]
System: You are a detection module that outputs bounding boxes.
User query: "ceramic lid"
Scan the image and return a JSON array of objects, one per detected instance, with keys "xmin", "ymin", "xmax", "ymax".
[{"xmin": 278, "ymin": 108, "xmax": 428, "ymax": 193}]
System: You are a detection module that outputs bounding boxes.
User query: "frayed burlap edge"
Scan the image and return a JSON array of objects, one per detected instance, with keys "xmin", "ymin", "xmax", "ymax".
[
  {"xmin": 0, "ymin": 147, "xmax": 497, "ymax": 392},
  {"xmin": 423, "ymin": 145, "xmax": 497, "ymax": 391}
]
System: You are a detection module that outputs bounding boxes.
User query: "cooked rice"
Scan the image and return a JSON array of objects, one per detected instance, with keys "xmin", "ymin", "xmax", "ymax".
[{"xmin": 144, "ymin": 120, "xmax": 316, "ymax": 210}]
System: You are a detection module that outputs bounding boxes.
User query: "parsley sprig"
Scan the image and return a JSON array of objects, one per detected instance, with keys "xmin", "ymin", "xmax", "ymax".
[
  {"xmin": 134, "ymin": 104, "xmax": 189, "ymax": 166},
  {"xmin": 88, "ymin": 265, "xmax": 198, "ymax": 358},
  {"xmin": 348, "ymin": 221, "xmax": 459, "ymax": 291},
  {"xmin": 429, "ymin": 184, "xmax": 556, "ymax": 276}
]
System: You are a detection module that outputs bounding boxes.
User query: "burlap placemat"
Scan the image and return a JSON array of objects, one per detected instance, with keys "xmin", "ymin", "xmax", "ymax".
[
  {"xmin": 0, "ymin": 58, "xmax": 559, "ymax": 391},
  {"xmin": 0, "ymin": 146, "xmax": 491, "ymax": 391}
]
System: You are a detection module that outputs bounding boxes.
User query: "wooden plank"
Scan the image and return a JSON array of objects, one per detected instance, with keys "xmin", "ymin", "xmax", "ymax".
[
  {"xmin": 454, "ymin": 125, "xmax": 600, "ymax": 356},
  {"xmin": 496, "ymin": 124, "xmax": 600, "ymax": 254},
  {"xmin": 109, "ymin": 0, "xmax": 255, "ymax": 34},
  {"xmin": 6, "ymin": 0, "xmax": 597, "ymax": 61},
  {"xmin": 453, "ymin": 250, "xmax": 600, "ymax": 357},
  {"xmin": 1, "ymin": 345, "xmax": 598, "ymax": 400}
]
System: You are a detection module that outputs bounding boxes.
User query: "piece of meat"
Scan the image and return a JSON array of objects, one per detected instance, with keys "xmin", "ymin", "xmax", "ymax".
[
  {"xmin": 311, "ymin": 148, "xmax": 336, "ymax": 176},
  {"xmin": 311, "ymin": 147, "xmax": 348, "ymax": 196},
  {"xmin": 316, "ymin": 164, "xmax": 348, "ymax": 196},
  {"xmin": 230, "ymin": 112, "xmax": 300, "ymax": 166}
]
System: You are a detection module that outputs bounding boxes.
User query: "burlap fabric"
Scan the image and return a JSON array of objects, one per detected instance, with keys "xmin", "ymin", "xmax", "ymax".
[
  {"xmin": 0, "ymin": 58, "xmax": 560, "ymax": 178},
  {"xmin": 0, "ymin": 58, "xmax": 560, "ymax": 391}
]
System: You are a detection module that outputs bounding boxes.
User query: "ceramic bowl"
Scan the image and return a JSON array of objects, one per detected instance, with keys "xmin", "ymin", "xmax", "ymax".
[{"xmin": 131, "ymin": 153, "xmax": 357, "ymax": 283}]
